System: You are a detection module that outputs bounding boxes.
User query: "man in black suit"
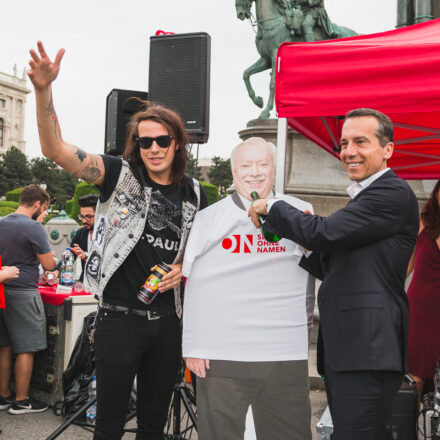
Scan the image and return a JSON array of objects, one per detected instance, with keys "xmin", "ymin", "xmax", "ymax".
[
  {"xmin": 70, "ymin": 194, "xmax": 98, "ymax": 281},
  {"xmin": 249, "ymin": 108, "xmax": 419, "ymax": 439}
]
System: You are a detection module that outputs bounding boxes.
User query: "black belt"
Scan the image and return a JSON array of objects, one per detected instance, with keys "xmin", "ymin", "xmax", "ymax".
[{"xmin": 100, "ymin": 303, "xmax": 171, "ymax": 320}]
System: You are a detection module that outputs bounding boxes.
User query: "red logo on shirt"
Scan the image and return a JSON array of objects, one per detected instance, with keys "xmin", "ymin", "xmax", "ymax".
[
  {"xmin": 222, "ymin": 235, "xmax": 253, "ymax": 253},
  {"xmin": 221, "ymin": 234, "xmax": 286, "ymax": 254}
]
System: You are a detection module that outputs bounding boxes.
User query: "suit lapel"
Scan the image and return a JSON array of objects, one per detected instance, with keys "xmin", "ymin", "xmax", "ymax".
[{"xmin": 326, "ymin": 170, "xmax": 397, "ymax": 269}]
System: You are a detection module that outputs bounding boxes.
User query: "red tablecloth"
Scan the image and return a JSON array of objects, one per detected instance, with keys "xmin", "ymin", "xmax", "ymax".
[{"xmin": 38, "ymin": 284, "xmax": 93, "ymax": 306}]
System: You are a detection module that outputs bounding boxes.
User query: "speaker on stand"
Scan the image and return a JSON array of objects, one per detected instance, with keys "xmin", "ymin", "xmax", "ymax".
[
  {"xmin": 148, "ymin": 32, "xmax": 211, "ymax": 147},
  {"xmin": 104, "ymin": 89, "xmax": 149, "ymax": 156}
]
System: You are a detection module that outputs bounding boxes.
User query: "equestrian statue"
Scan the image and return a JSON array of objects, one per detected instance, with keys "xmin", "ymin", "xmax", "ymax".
[{"xmin": 235, "ymin": 0, "xmax": 358, "ymax": 119}]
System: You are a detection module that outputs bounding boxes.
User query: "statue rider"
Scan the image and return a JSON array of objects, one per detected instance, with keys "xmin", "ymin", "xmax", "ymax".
[
  {"xmin": 294, "ymin": 0, "xmax": 336, "ymax": 42},
  {"xmin": 276, "ymin": 0, "xmax": 301, "ymax": 35}
]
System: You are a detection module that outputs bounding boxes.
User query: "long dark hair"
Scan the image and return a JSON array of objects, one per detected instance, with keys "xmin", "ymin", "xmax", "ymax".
[
  {"xmin": 123, "ymin": 101, "xmax": 189, "ymax": 186},
  {"xmin": 421, "ymin": 180, "xmax": 440, "ymax": 239}
]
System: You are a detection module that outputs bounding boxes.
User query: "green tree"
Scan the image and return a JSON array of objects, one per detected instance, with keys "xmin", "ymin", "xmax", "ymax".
[
  {"xmin": 5, "ymin": 188, "xmax": 23, "ymax": 202},
  {"xmin": 30, "ymin": 157, "xmax": 79, "ymax": 208},
  {"xmin": 0, "ymin": 147, "xmax": 32, "ymax": 195},
  {"xmin": 187, "ymin": 154, "xmax": 202, "ymax": 180},
  {"xmin": 52, "ymin": 168, "xmax": 79, "ymax": 208},
  {"xmin": 207, "ymin": 156, "xmax": 232, "ymax": 190}
]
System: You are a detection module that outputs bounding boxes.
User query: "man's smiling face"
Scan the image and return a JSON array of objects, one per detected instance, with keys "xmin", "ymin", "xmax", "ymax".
[
  {"xmin": 232, "ymin": 143, "xmax": 275, "ymax": 200},
  {"xmin": 340, "ymin": 116, "xmax": 393, "ymax": 182}
]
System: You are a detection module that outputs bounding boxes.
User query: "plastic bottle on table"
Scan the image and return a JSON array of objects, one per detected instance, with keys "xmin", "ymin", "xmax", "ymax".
[
  {"xmin": 38, "ymin": 265, "xmax": 45, "ymax": 284},
  {"xmin": 60, "ymin": 248, "xmax": 74, "ymax": 286},
  {"xmin": 86, "ymin": 375, "xmax": 97, "ymax": 425}
]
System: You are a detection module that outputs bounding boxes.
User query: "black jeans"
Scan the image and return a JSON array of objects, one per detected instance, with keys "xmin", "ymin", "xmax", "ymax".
[
  {"xmin": 93, "ymin": 309, "xmax": 181, "ymax": 440},
  {"xmin": 324, "ymin": 362, "xmax": 403, "ymax": 440}
]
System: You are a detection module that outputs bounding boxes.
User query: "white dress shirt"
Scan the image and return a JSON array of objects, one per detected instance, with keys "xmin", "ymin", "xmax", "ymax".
[{"xmin": 345, "ymin": 168, "xmax": 390, "ymax": 199}]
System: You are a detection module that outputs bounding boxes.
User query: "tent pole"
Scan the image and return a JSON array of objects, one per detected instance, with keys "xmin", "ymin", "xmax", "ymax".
[{"xmin": 276, "ymin": 117, "xmax": 287, "ymax": 193}]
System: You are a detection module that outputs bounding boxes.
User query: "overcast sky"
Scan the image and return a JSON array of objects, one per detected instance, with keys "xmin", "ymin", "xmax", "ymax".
[{"xmin": 2, "ymin": 0, "xmax": 397, "ymax": 160}]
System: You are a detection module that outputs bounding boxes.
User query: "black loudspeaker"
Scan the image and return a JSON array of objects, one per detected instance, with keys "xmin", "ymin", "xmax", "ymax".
[
  {"xmin": 385, "ymin": 375, "xmax": 418, "ymax": 440},
  {"xmin": 104, "ymin": 89, "xmax": 149, "ymax": 156},
  {"xmin": 148, "ymin": 32, "xmax": 211, "ymax": 144}
]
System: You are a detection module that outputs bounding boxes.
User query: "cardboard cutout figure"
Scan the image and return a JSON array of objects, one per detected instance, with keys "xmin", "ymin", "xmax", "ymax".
[
  {"xmin": 182, "ymin": 137, "xmax": 315, "ymax": 440},
  {"xmin": 231, "ymin": 137, "xmax": 276, "ymax": 200}
]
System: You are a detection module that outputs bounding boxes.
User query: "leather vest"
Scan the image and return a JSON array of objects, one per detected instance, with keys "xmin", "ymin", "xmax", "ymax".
[{"xmin": 83, "ymin": 160, "xmax": 200, "ymax": 318}]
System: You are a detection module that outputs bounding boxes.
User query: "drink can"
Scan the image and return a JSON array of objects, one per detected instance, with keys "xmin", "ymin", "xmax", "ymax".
[{"xmin": 137, "ymin": 263, "xmax": 171, "ymax": 305}]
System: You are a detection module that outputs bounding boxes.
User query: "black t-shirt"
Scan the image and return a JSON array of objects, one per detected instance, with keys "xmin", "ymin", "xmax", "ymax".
[{"xmin": 98, "ymin": 155, "xmax": 202, "ymax": 314}]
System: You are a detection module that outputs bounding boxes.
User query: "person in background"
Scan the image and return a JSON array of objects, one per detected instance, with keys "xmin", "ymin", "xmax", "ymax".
[
  {"xmin": 407, "ymin": 180, "xmax": 440, "ymax": 402},
  {"xmin": 45, "ymin": 194, "xmax": 97, "ymax": 284},
  {"xmin": 0, "ymin": 184, "xmax": 56, "ymax": 414},
  {"xmin": 70, "ymin": 194, "xmax": 98, "ymax": 281}
]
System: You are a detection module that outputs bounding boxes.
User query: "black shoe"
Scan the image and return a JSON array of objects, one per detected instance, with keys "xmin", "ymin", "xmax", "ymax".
[
  {"xmin": 8, "ymin": 397, "xmax": 49, "ymax": 414},
  {"xmin": 0, "ymin": 394, "xmax": 13, "ymax": 410}
]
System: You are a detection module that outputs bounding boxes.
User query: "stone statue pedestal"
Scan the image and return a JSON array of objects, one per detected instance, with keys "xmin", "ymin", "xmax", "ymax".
[{"xmin": 239, "ymin": 119, "xmax": 431, "ymax": 215}]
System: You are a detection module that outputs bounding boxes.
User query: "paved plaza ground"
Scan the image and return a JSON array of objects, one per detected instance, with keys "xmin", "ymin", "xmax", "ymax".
[
  {"xmin": 0, "ymin": 333, "xmax": 327, "ymax": 439},
  {"xmin": 0, "ymin": 388, "xmax": 328, "ymax": 440}
]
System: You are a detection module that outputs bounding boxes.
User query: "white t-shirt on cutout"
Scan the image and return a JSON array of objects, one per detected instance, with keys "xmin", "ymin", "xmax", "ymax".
[{"xmin": 182, "ymin": 192, "xmax": 315, "ymax": 362}]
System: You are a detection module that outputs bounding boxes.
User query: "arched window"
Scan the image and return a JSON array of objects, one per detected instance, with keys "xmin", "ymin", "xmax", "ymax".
[{"xmin": 0, "ymin": 119, "xmax": 3, "ymax": 146}]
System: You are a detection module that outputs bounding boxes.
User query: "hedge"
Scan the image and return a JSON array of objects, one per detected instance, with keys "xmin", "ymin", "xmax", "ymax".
[
  {"xmin": 5, "ymin": 188, "xmax": 23, "ymax": 203},
  {"xmin": 0, "ymin": 207, "xmax": 16, "ymax": 217},
  {"xmin": 200, "ymin": 181, "xmax": 220, "ymax": 206},
  {"xmin": 0, "ymin": 201, "xmax": 18, "ymax": 209}
]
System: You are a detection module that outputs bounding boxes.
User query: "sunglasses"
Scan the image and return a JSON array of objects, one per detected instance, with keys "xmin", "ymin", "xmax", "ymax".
[{"xmin": 135, "ymin": 135, "xmax": 174, "ymax": 150}]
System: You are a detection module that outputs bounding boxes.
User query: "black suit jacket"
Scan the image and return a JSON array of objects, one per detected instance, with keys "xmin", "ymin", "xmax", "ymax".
[
  {"xmin": 264, "ymin": 170, "xmax": 419, "ymax": 373},
  {"xmin": 70, "ymin": 227, "xmax": 90, "ymax": 282}
]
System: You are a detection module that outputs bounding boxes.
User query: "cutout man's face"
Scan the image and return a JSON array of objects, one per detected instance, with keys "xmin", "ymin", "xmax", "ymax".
[{"xmin": 232, "ymin": 144, "xmax": 275, "ymax": 200}]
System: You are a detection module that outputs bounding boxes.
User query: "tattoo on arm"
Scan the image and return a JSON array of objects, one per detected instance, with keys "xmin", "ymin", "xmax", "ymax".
[
  {"xmin": 74, "ymin": 147, "xmax": 87, "ymax": 162},
  {"xmin": 79, "ymin": 165, "xmax": 102, "ymax": 182},
  {"xmin": 73, "ymin": 154, "xmax": 102, "ymax": 183},
  {"xmin": 45, "ymin": 93, "xmax": 59, "ymax": 139}
]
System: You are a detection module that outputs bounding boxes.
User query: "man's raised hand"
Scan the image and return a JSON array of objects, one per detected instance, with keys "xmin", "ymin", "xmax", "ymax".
[{"xmin": 28, "ymin": 41, "xmax": 65, "ymax": 91}]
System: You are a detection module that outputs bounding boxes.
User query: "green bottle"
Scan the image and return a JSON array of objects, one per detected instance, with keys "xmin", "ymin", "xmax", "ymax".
[{"xmin": 251, "ymin": 191, "xmax": 281, "ymax": 243}]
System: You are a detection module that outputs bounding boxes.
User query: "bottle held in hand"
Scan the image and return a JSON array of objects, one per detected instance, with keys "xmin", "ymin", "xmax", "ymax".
[
  {"xmin": 60, "ymin": 248, "xmax": 74, "ymax": 286},
  {"xmin": 137, "ymin": 263, "xmax": 171, "ymax": 305},
  {"xmin": 251, "ymin": 191, "xmax": 281, "ymax": 243}
]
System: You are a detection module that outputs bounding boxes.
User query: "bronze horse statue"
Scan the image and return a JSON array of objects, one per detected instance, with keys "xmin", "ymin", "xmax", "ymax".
[{"xmin": 235, "ymin": 0, "xmax": 357, "ymax": 119}]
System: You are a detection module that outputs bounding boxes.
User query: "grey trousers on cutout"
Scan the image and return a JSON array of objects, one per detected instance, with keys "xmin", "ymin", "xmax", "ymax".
[{"xmin": 197, "ymin": 359, "xmax": 312, "ymax": 440}]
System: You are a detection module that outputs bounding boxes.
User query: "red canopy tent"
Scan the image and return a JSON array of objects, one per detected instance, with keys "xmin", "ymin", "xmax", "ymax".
[{"xmin": 275, "ymin": 18, "xmax": 440, "ymax": 179}]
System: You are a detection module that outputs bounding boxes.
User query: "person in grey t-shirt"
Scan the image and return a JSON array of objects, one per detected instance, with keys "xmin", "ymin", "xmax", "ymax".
[{"xmin": 0, "ymin": 185, "xmax": 56, "ymax": 414}]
